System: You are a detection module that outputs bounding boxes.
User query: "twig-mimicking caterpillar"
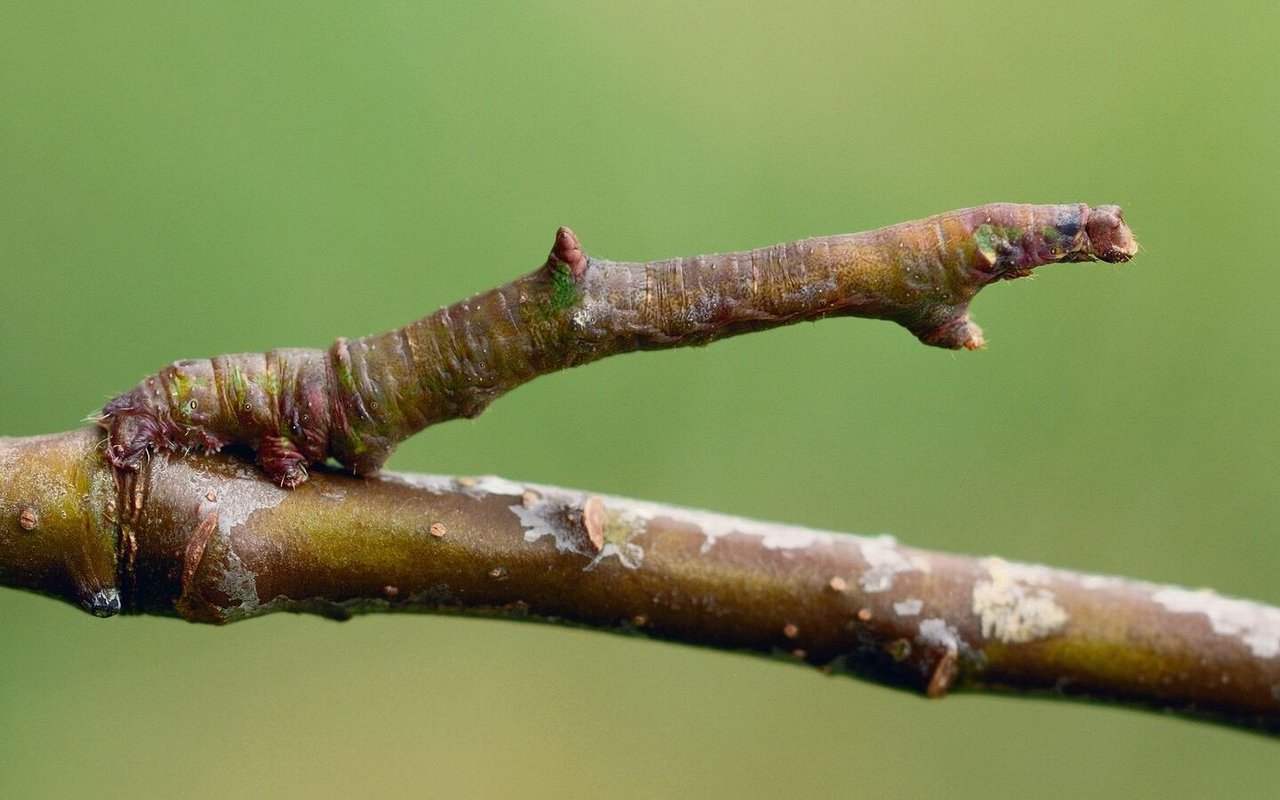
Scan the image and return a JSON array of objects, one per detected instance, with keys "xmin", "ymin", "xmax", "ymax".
[{"xmin": 99, "ymin": 203, "xmax": 1137, "ymax": 488}]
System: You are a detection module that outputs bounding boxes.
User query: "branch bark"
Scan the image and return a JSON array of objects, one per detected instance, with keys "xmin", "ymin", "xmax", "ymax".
[{"xmin": 2, "ymin": 429, "xmax": 1277, "ymax": 736}]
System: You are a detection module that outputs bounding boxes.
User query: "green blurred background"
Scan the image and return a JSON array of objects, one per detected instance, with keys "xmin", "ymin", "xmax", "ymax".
[{"xmin": 2, "ymin": 1, "xmax": 1277, "ymax": 796}]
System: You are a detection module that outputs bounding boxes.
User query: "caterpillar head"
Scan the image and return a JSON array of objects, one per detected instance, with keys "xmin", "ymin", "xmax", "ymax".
[
  {"xmin": 1081, "ymin": 205, "xmax": 1137, "ymax": 263},
  {"xmin": 1051, "ymin": 204, "xmax": 1137, "ymax": 264},
  {"xmin": 972, "ymin": 203, "xmax": 1138, "ymax": 280}
]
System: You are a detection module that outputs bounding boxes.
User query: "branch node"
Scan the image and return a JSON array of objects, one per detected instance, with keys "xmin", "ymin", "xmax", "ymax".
[
  {"xmin": 181, "ymin": 511, "xmax": 219, "ymax": 592},
  {"xmin": 925, "ymin": 643, "xmax": 960, "ymax": 698},
  {"xmin": 582, "ymin": 495, "xmax": 606, "ymax": 553}
]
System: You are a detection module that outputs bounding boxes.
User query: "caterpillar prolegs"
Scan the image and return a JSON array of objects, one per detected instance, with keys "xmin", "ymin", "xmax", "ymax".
[{"xmin": 99, "ymin": 203, "xmax": 1137, "ymax": 488}]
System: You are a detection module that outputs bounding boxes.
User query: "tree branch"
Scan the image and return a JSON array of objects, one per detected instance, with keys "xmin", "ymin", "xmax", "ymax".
[{"xmin": 2, "ymin": 429, "xmax": 1277, "ymax": 736}]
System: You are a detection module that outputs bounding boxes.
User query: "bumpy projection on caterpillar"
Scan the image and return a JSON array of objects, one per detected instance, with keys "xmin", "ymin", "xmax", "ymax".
[{"xmin": 99, "ymin": 203, "xmax": 1137, "ymax": 488}]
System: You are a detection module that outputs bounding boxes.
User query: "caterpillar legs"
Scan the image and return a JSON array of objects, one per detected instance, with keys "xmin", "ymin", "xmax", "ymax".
[{"xmin": 258, "ymin": 436, "xmax": 310, "ymax": 489}]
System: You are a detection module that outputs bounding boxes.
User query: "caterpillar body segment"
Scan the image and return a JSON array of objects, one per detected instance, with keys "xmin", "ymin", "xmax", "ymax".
[{"xmin": 100, "ymin": 204, "xmax": 1136, "ymax": 487}]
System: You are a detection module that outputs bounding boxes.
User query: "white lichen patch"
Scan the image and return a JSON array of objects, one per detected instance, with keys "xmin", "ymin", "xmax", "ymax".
[
  {"xmin": 385, "ymin": 471, "xmax": 862, "ymax": 559},
  {"xmin": 1075, "ymin": 573, "xmax": 1131, "ymax": 592},
  {"xmin": 511, "ymin": 496, "xmax": 580, "ymax": 553},
  {"xmin": 382, "ymin": 472, "xmax": 530, "ymax": 498},
  {"xmin": 179, "ymin": 460, "xmax": 288, "ymax": 617},
  {"xmin": 206, "ymin": 470, "xmax": 287, "ymax": 536},
  {"xmin": 759, "ymin": 523, "xmax": 841, "ymax": 552},
  {"xmin": 557, "ymin": 497, "xmax": 843, "ymax": 555},
  {"xmin": 917, "ymin": 617, "xmax": 961, "ymax": 650},
  {"xmin": 859, "ymin": 535, "xmax": 930, "ymax": 593},
  {"xmin": 894, "ymin": 598, "xmax": 923, "ymax": 617},
  {"xmin": 971, "ymin": 557, "xmax": 1069, "ymax": 644},
  {"xmin": 954, "ymin": 557, "xmax": 1123, "ymax": 595},
  {"xmin": 217, "ymin": 546, "xmax": 262, "ymax": 617},
  {"xmin": 510, "ymin": 489, "xmax": 646, "ymax": 571},
  {"xmin": 677, "ymin": 508, "xmax": 840, "ymax": 554},
  {"xmin": 1152, "ymin": 587, "xmax": 1280, "ymax": 659},
  {"xmin": 584, "ymin": 541, "xmax": 644, "ymax": 572},
  {"xmin": 378, "ymin": 472, "xmax": 457, "ymax": 495},
  {"xmin": 467, "ymin": 475, "xmax": 528, "ymax": 496}
]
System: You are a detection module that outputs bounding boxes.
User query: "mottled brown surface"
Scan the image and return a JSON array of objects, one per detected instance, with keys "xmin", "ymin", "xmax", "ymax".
[
  {"xmin": 2, "ymin": 429, "xmax": 1275, "ymax": 736},
  {"xmin": 98, "ymin": 205, "xmax": 1135, "ymax": 487}
]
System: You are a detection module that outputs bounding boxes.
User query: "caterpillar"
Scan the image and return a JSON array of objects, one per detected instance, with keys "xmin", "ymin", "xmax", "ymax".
[{"xmin": 99, "ymin": 203, "xmax": 1136, "ymax": 488}]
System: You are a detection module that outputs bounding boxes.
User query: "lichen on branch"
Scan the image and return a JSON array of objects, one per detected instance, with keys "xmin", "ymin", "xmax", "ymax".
[{"xmin": 1, "ymin": 430, "xmax": 1276, "ymax": 737}]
